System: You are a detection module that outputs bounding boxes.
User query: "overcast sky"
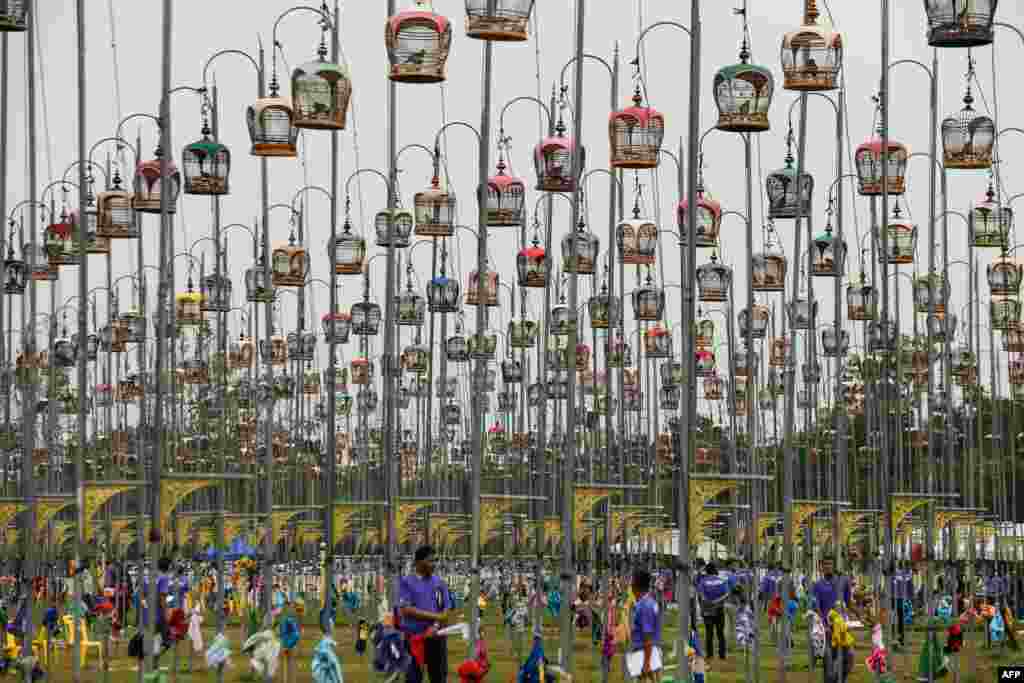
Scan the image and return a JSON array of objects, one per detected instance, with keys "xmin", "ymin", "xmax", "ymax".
[{"xmin": 4, "ymin": 0, "xmax": 1024, "ymax": 428}]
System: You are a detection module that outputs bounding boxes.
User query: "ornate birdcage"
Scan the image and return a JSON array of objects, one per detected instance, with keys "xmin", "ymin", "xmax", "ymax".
[
  {"xmin": 356, "ymin": 388, "xmax": 378, "ymax": 414},
  {"xmin": 733, "ymin": 379, "xmax": 751, "ymax": 416},
  {"xmin": 855, "ymin": 137, "xmax": 908, "ymax": 196},
  {"xmin": 302, "ymin": 368, "xmax": 321, "ymax": 396},
  {"xmin": 182, "ymin": 126, "xmax": 230, "ymax": 195},
  {"xmin": 45, "ymin": 215, "xmax": 79, "ymax": 267},
  {"xmin": 695, "ymin": 349, "xmax": 716, "ymax": 378},
  {"xmin": 970, "ymin": 185, "xmax": 1013, "ymax": 249},
  {"xmin": 446, "ymin": 330, "xmax": 469, "ymax": 363},
  {"xmin": 735, "ymin": 347, "xmax": 758, "ymax": 378},
  {"xmin": 632, "ymin": 272, "xmax": 665, "ymax": 321},
  {"xmin": 951, "ymin": 347, "xmax": 976, "ymax": 380},
  {"xmin": 259, "ymin": 335, "xmax": 288, "ymax": 366},
  {"xmin": 244, "ymin": 260, "xmax": 275, "ymax": 303},
  {"xmin": 644, "ymin": 325, "xmax": 673, "ymax": 360},
  {"xmin": 660, "ymin": 360, "xmax": 683, "ymax": 389},
  {"xmin": 69, "ymin": 201, "xmax": 111, "ymax": 255},
  {"xmin": 116, "ymin": 373, "xmax": 144, "ymax": 402},
  {"xmin": 508, "ymin": 319, "xmax": 538, "ymax": 348},
  {"xmin": 333, "ymin": 220, "xmax": 367, "ymax": 275},
  {"xmin": 322, "ymin": 312, "xmax": 352, "ymax": 344},
  {"xmin": 396, "ymin": 286, "xmax": 426, "ymax": 326},
  {"xmin": 465, "ymin": 0, "xmax": 534, "ymax": 41},
  {"xmin": 561, "ymin": 223, "xmax": 600, "ymax": 275},
  {"xmin": 386, "ymin": 1, "xmax": 452, "ymax": 83},
  {"xmin": 696, "ymin": 253, "xmax": 731, "ymax": 302},
  {"xmin": 0, "ymin": 2, "xmax": 27, "ymax": 31},
  {"xmin": 94, "ymin": 383, "xmax": 113, "ymax": 408},
  {"xmin": 991, "ymin": 298, "xmax": 1020, "ymax": 331},
  {"xmin": 527, "ymin": 382, "xmax": 545, "ymax": 407},
  {"xmin": 876, "ymin": 205, "xmax": 917, "ymax": 265},
  {"xmin": 779, "ymin": 0, "xmax": 843, "ymax": 92},
  {"xmin": 375, "ymin": 206, "xmax": 415, "ymax": 248},
  {"xmin": 132, "ymin": 149, "xmax": 181, "ymax": 214},
  {"xmin": 695, "ymin": 318, "xmax": 715, "ymax": 349},
  {"xmin": 811, "ymin": 225, "xmax": 846, "ymax": 277},
  {"xmin": 768, "ymin": 367, "xmax": 785, "ymax": 397},
  {"xmin": 769, "ymin": 337, "xmax": 791, "ymax": 367},
  {"xmin": 287, "ymin": 330, "xmax": 317, "ymax": 362},
  {"xmin": 714, "ymin": 48, "xmax": 774, "ymax": 132},
  {"xmin": 497, "ymin": 389, "xmax": 516, "ymax": 414},
  {"xmin": 501, "ymin": 359, "xmax": 523, "ymax": 384},
  {"xmin": 752, "ymin": 239, "xmax": 787, "ymax": 292},
  {"xmin": 547, "ymin": 371, "xmax": 569, "ymax": 400},
  {"xmin": 197, "ymin": 269, "xmax": 232, "ymax": 313},
  {"xmin": 1005, "ymin": 324, "xmax": 1024, "ymax": 353},
  {"xmin": 466, "ymin": 268, "xmax": 499, "ymax": 307},
  {"xmin": 26, "ymin": 240, "xmax": 57, "ymax": 281},
  {"xmin": 623, "ymin": 387, "xmax": 642, "ymax": 412},
  {"xmin": 703, "ymin": 374, "xmax": 724, "ymax": 401},
  {"xmin": 588, "ymin": 283, "xmax": 620, "ymax": 330},
  {"xmin": 821, "ymin": 327, "xmax": 849, "ymax": 358},
  {"xmin": 248, "ymin": 92, "xmax": 298, "ymax": 157},
  {"xmin": 623, "ymin": 367, "xmax": 639, "ymax": 389},
  {"xmin": 738, "ymin": 304, "xmax": 770, "ymax": 340},
  {"xmin": 468, "ymin": 333, "xmax": 497, "ymax": 360},
  {"xmin": 179, "ymin": 358, "xmax": 209, "ymax": 385},
  {"xmin": 766, "ymin": 148, "xmax": 813, "ymax": 219},
  {"xmin": 801, "ymin": 360, "xmax": 821, "ymax": 385},
  {"xmin": 796, "ymin": 389, "xmax": 812, "ymax": 411},
  {"xmin": 51, "ymin": 334, "xmax": 75, "ymax": 368},
  {"xmin": 401, "ymin": 342, "xmax": 430, "ymax": 374},
  {"xmin": 350, "ymin": 357, "xmax": 374, "ymax": 385},
  {"xmin": 924, "ymin": 0, "xmax": 996, "ymax": 47},
  {"xmin": 617, "ymin": 213, "xmax": 658, "ymax": 265},
  {"xmin": 550, "ymin": 298, "xmax": 575, "ymax": 336},
  {"xmin": 271, "ymin": 239, "xmax": 308, "ymax": 288},
  {"xmin": 927, "ymin": 313, "xmax": 957, "ymax": 342},
  {"xmin": 606, "ymin": 335, "xmax": 631, "ymax": 368},
  {"xmin": 485, "ymin": 160, "xmax": 525, "ymax": 226},
  {"xmin": 426, "ymin": 273, "xmax": 460, "ymax": 314},
  {"xmin": 660, "ymin": 385, "xmax": 680, "ymax": 411},
  {"xmin": 3, "ymin": 244, "xmax": 27, "ymax": 295},
  {"xmin": 96, "ymin": 173, "xmax": 136, "ymax": 238},
  {"xmin": 516, "ymin": 237, "xmax": 548, "ymax": 288},
  {"xmin": 413, "ymin": 177, "xmax": 456, "ymax": 237},
  {"xmin": 228, "ymin": 335, "xmax": 255, "ymax": 369},
  {"xmin": 757, "ymin": 388, "xmax": 776, "ymax": 411},
  {"xmin": 942, "ymin": 85, "xmax": 994, "ymax": 170},
  {"xmin": 847, "ymin": 280, "xmax": 878, "ymax": 321},
  {"xmin": 351, "ymin": 300, "xmax": 382, "ymax": 336},
  {"xmin": 291, "ymin": 47, "xmax": 352, "ymax": 130},
  {"xmin": 73, "ymin": 331, "xmax": 99, "ymax": 362},
  {"xmin": 867, "ymin": 319, "xmax": 898, "ymax": 353},
  {"xmin": 534, "ymin": 124, "xmax": 584, "ymax": 192},
  {"xmin": 787, "ymin": 297, "xmax": 816, "ymax": 330},
  {"xmin": 678, "ymin": 191, "xmax": 722, "ymax": 247},
  {"xmin": 175, "ymin": 291, "xmax": 203, "ymax": 327},
  {"xmin": 609, "ymin": 88, "xmax": 664, "ymax": 169}
]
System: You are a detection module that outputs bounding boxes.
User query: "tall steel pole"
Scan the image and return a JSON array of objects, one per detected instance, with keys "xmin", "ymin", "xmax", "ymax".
[
  {"xmin": 677, "ymin": 1, "xmax": 701, "ymax": 679},
  {"xmin": 468, "ymin": 16, "xmax": 495, "ymax": 654},
  {"xmin": 20, "ymin": 2, "xmax": 40, "ymax": 674},
  {"xmin": 560, "ymin": 0, "xmax": 585, "ymax": 671},
  {"xmin": 73, "ymin": 0, "xmax": 89, "ymax": 679},
  {"xmin": 0, "ymin": 34, "xmax": 7, "ymax": 431},
  {"xmin": 324, "ymin": 0, "xmax": 341, "ymax": 619}
]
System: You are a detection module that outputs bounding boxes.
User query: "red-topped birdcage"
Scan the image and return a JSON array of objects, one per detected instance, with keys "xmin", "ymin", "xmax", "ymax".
[
  {"xmin": 924, "ymin": 0, "xmax": 997, "ymax": 47},
  {"xmin": 695, "ymin": 348, "xmax": 716, "ymax": 378},
  {"xmin": 45, "ymin": 213, "xmax": 79, "ymax": 267},
  {"xmin": 534, "ymin": 124, "xmax": 584, "ymax": 192},
  {"xmin": 855, "ymin": 136, "xmax": 908, "ymax": 196},
  {"xmin": 644, "ymin": 324, "xmax": 673, "ymax": 359},
  {"xmin": 608, "ymin": 88, "xmax": 664, "ymax": 169},
  {"xmin": 133, "ymin": 149, "xmax": 181, "ymax": 214},
  {"xmin": 485, "ymin": 160, "xmax": 525, "ymax": 227},
  {"xmin": 247, "ymin": 95, "xmax": 298, "ymax": 157},
  {"xmin": 617, "ymin": 212, "xmax": 658, "ymax": 265},
  {"xmin": 386, "ymin": 1, "xmax": 452, "ymax": 84},
  {"xmin": 779, "ymin": 0, "xmax": 843, "ymax": 92},
  {"xmin": 678, "ymin": 191, "xmax": 722, "ymax": 248},
  {"xmin": 517, "ymin": 236, "xmax": 548, "ymax": 289},
  {"xmin": 465, "ymin": 0, "xmax": 535, "ymax": 41}
]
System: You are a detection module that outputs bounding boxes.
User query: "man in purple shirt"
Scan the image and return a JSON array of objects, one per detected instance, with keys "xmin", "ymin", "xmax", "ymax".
[
  {"xmin": 811, "ymin": 556, "xmax": 851, "ymax": 683},
  {"xmin": 630, "ymin": 568, "xmax": 662, "ymax": 681},
  {"xmin": 398, "ymin": 546, "xmax": 452, "ymax": 683}
]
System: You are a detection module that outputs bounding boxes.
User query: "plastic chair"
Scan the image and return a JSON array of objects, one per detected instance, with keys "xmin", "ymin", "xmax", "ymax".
[
  {"xmin": 61, "ymin": 615, "xmax": 104, "ymax": 669},
  {"xmin": 31, "ymin": 625, "xmax": 53, "ymax": 665}
]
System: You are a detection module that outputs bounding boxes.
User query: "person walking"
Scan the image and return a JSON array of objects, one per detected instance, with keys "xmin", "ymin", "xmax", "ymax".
[
  {"xmin": 398, "ymin": 545, "xmax": 452, "ymax": 683},
  {"xmin": 628, "ymin": 568, "xmax": 662, "ymax": 682},
  {"xmin": 696, "ymin": 563, "xmax": 735, "ymax": 660},
  {"xmin": 810, "ymin": 555, "xmax": 851, "ymax": 683}
]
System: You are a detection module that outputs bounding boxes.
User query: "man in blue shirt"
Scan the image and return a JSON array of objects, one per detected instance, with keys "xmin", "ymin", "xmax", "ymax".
[
  {"xmin": 811, "ymin": 555, "xmax": 851, "ymax": 683},
  {"xmin": 696, "ymin": 563, "xmax": 736, "ymax": 660},
  {"xmin": 398, "ymin": 545, "xmax": 452, "ymax": 683},
  {"xmin": 630, "ymin": 568, "xmax": 661, "ymax": 681}
]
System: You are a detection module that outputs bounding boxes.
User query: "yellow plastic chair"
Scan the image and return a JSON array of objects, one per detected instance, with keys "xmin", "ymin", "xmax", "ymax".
[
  {"xmin": 61, "ymin": 615, "xmax": 104, "ymax": 669},
  {"xmin": 31, "ymin": 625, "xmax": 53, "ymax": 665}
]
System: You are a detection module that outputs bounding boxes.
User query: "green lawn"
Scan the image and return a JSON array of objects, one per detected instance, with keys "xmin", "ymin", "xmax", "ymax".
[{"xmin": 35, "ymin": 607, "xmax": 1017, "ymax": 682}]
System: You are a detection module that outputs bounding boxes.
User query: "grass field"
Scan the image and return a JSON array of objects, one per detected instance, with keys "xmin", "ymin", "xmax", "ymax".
[{"xmin": 32, "ymin": 606, "xmax": 1017, "ymax": 682}]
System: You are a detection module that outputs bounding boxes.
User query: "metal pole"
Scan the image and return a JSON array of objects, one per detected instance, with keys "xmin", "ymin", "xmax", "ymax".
[
  {"xmin": 73, "ymin": 0, "xmax": 88, "ymax": 678},
  {"xmin": 20, "ymin": 2, "xmax": 39, "ymax": 675},
  {"xmin": 561, "ymin": 0, "xmax": 585, "ymax": 670},
  {"xmin": 677, "ymin": 1, "xmax": 701, "ymax": 678},
  {"xmin": 325, "ymin": 0, "xmax": 341, "ymax": 622},
  {"xmin": 924, "ymin": 51, "xmax": 938, "ymax": 683},
  {"xmin": 743, "ymin": 132, "xmax": 760, "ymax": 683},
  {"xmin": 0, "ymin": 34, "xmax": 6, "ymax": 431}
]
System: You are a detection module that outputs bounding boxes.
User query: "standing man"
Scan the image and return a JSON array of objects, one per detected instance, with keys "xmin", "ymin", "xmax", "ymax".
[
  {"xmin": 629, "ymin": 568, "xmax": 662, "ymax": 682},
  {"xmin": 696, "ymin": 562, "xmax": 735, "ymax": 660},
  {"xmin": 811, "ymin": 554, "xmax": 851, "ymax": 683},
  {"xmin": 398, "ymin": 545, "xmax": 452, "ymax": 683}
]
